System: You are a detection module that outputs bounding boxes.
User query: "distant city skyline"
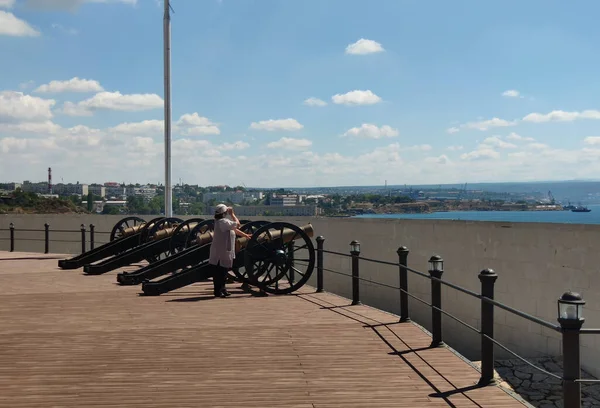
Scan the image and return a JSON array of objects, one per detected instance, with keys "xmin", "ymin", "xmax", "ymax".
[{"xmin": 2, "ymin": 1, "xmax": 600, "ymax": 187}]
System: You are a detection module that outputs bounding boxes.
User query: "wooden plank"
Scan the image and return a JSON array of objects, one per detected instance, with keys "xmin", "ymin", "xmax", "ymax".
[{"xmin": 0, "ymin": 251, "xmax": 527, "ymax": 407}]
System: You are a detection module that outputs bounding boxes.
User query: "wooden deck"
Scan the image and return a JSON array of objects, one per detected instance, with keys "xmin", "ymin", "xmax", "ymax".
[{"xmin": 0, "ymin": 251, "xmax": 529, "ymax": 407}]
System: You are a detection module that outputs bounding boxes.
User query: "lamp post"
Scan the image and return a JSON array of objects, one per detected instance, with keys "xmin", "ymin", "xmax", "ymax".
[
  {"xmin": 350, "ymin": 240, "xmax": 361, "ymax": 305},
  {"xmin": 428, "ymin": 255, "xmax": 444, "ymax": 347},
  {"xmin": 558, "ymin": 291, "xmax": 585, "ymax": 408}
]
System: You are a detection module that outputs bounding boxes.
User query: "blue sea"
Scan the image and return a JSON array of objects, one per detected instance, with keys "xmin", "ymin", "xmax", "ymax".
[{"xmin": 353, "ymin": 204, "xmax": 600, "ymax": 225}]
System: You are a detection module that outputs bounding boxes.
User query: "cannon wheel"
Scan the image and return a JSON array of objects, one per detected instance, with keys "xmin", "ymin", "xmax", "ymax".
[
  {"xmin": 168, "ymin": 218, "xmax": 205, "ymax": 256},
  {"xmin": 138, "ymin": 217, "xmax": 167, "ymax": 244},
  {"xmin": 230, "ymin": 220, "xmax": 271, "ymax": 283},
  {"xmin": 143, "ymin": 217, "xmax": 184, "ymax": 263},
  {"xmin": 109, "ymin": 216, "xmax": 146, "ymax": 242},
  {"xmin": 244, "ymin": 222, "xmax": 315, "ymax": 295}
]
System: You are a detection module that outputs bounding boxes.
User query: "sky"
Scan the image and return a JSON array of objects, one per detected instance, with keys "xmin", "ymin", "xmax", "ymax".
[{"xmin": 2, "ymin": 0, "xmax": 600, "ymax": 188}]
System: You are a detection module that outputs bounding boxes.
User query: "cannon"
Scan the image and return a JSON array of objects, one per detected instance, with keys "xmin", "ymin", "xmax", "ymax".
[
  {"xmin": 58, "ymin": 216, "xmax": 154, "ymax": 269},
  {"xmin": 81, "ymin": 216, "xmax": 193, "ymax": 275},
  {"xmin": 115, "ymin": 218, "xmax": 261, "ymax": 285},
  {"xmin": 140, "ymin": 221, "xmax": 315, "ymax": 296}
]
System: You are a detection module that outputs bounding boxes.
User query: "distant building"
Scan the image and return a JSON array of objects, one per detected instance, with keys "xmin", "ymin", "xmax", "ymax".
[
  {"xmin": 208, "ymin": 205, "xmax": 319, "ymax": 216},
  {"xmin": 88, "ymin": 185, "xmax": 106, "ymax": 198},
  {"xmin": 203, "ymin": 191, "xmax": 261, "ymax": 204},
  {"xmin": 270, "ymin": 194, "xmax": 298, "ymax": 206},
  {"xmin": 52, "ymin": 183, "xmax": 88, "ymax": 196},
  {"xmin": 0, "ymin": 182, "xmax": 21, "ymax": 191}
]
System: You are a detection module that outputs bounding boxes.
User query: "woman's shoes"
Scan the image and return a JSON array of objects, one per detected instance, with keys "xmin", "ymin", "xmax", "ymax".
[{"xmin": 214, "ymin": 290, "xmax": 231, "ymax": 298}]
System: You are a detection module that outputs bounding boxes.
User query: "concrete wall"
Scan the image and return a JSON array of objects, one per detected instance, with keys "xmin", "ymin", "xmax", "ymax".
[{"xmin": 1, "ymin": 214, "xmax": 599, "ymax": 378}]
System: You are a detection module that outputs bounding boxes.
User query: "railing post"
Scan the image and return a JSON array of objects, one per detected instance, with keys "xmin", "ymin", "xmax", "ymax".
[
  {"xmin": 397, "ymin": 246, "xmax": 410, "ymax": 323},
  {"xmin": 9, "ymin": 223, "xmax": 15, "ymax": 252},
  {"xmin": 350, "ymin": 240, "xmax": 361, "ymax": 305},
  {"xmin": 44, "ymin": 223, "xmax": 49, "ymax": 254},
  {"xmin": 89, "ymin": 224, "xmax": 95, "ymax": 250},
  {"xmin": 558, "ymin": 291, "xmax": 585, "ymax": 408},
  {"xmin": 316, "ymin": 236, "xmax": 324, "ymax": 293},
  {"xmin": 80, "ymin": 224, "xmax": 86, "ymax": 254},
  {"xmin": 428, "ymin": 255, "xmax": 444, "ymax": 348},
  {"xmin": 478, "ymin": 268, "xmax": 498, "ymax": 385}
]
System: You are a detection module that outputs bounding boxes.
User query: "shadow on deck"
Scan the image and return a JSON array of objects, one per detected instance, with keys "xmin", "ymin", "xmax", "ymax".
[{"xmin": 0, "ymin": 251, "xmax": 529, "ymax": 407}]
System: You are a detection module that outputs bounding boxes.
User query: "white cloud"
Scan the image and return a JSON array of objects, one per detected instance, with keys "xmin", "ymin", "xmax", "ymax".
[
  {"xmin": 60, "ymin": 91, "xmax": 163, "ymax": 115},
  {"xmin": 527, "ymin": 142, "xmax": 550, "ymax": 151},
  {"xmin": 266, "ymin": 137, "xmax": 312, "ymax": 150},
  {"xmin": 447, "ymin": 145, "xmax": 463, "ymax": 151},
  {"xmin": 250, "ymin": 118, "xmax": 303, "ymax": 131},
  {"xmin": 506, "ymin": 132, "xmax": 535, "ymax": 142},
  {"xmin": 5, "ymin": 119, "xmax": 600, "ymax": 186},
  {"xmin": 447, "ymin": 127, "xmax": 459, "ymax": 134},
  {"xmin": 461, "ymin": 117, "xmax": 517, "ymax": 131},
  {"xmin": 522, "ymin": 110, "xmax": 600, "ymax": 123},
  {"xmin": 109, "ymin": 114, "xmax": 221, "ymax": 136},
  {"xmin": 185, "ymin": 125, "xmax": 221, "ymax": 136},
  {"xmin": 35, "ymin": 77, "xmax": 103, "ymax": 93},
  {"xmin": 502, "ymin": 90, "xmax": 522, "ymax": 98},
  {"xmin": 342, "ymin": 124, "xmax": 399, "ymax": 139},
  {"xmin": 221, "ymin": 141, "xmax": 249, "ymax": 151},
  {"xmin": 482, "ymin": 136, "xmax": 517, "ymax": 149},
  {"xmin": 460, "ymin": 146, "xmax": 500, "ymax": 161},
  {"xmin": 176, "ymin": 113, "xmax": 220, "ymax": 135},
  {"xmin": 403, "ymin": 144, "xmax": 432, "ymax": 151},
  {"xmin": 0, "ymin": 10, "xmax": 40, "ymax": 36},
  {"xmin": 583, "ymin": 136, "xmax": 600, "ymax": 146},
  {"xmin": 24, "ymin": 0, "xmax": 136, "ymax": 10},
  {"xmin": 0, "ymin": 0, "xmax": 15, "ymax": 8},
  {"xmin": 19, "ymin": 80, "xmax": 35, "ymax": 90},
  {"xmin": 331, "ymin": 90, "xmax": 382, "ymax": 106},
  {"xmin": 109, "ymin": 119, "xmax": 164, "ymax": 135},
  {"xmin": 51, "ymin": 23, "xmax": 78, "ymax": 35},
  {"xmin": 0, "ymin": 91, "xmax": 55, "ymax": 122},
  {"xmin": 345, "ymin": 38, "xmax": 385, "ymax": 55},
  {"xmin": 303, "ymin": 97, "xmax": 327, "ymax": 107}
]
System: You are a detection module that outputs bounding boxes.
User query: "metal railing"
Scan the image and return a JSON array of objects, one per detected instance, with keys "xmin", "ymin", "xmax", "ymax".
[
  {"xmin": 0, "ymin": 223, "xmax": 110, "ymax": 254},
  {"xmin": 313, "ymin": 236, "xmax": 599, "ymax": 408}
]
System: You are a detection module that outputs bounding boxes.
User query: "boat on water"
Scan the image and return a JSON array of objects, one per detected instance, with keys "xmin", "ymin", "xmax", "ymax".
[{"xmin": 572, "ymin": 206, "xmax": 592, "ymax": 213}]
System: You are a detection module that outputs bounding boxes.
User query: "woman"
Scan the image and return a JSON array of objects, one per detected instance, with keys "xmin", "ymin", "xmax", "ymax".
[{"xmin": 209, "ymin": 204, "xmax": 252, "ymax": 297}]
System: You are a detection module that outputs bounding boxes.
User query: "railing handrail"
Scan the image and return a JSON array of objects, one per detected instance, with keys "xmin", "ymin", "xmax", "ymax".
[
  {"xmin": 321, "ymin": 248, "xmax": 563, "ymax": 332},
  {"xmin": 0, "ymin": 223, "xmax": 106, "ymax": 253},
  {"xmin": 313, "ymin": 245, "xmax": 600, "ymax": 395}
]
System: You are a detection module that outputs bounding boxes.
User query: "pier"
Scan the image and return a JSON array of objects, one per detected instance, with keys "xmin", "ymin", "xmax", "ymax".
[{"xmin": 0, "ymin": 251, "xmax": 526, "ymax": 407}]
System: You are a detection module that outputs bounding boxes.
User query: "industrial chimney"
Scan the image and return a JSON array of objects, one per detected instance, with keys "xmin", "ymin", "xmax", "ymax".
[{"xmin": 48, "ymin": 167, "xmax": 52, "ymax": 194}]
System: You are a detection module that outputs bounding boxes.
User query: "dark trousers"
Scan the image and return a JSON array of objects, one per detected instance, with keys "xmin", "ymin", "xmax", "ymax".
[{"xmin": 211, "ymin": 262, "xmax": 228, "ymax": 295}]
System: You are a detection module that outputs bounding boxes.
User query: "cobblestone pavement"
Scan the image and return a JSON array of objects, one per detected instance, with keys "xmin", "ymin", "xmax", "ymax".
[{"xmin": 476, "ymin": 357, "xmax": 600, "ymax": 407}]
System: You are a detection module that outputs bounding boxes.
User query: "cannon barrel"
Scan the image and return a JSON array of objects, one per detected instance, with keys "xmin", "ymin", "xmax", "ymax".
[
  {"xmin": 121, "ymin": 224, "xmax": 145, "ymax": 237},
  {"xmin": 194, "ymin": 223, "xmax": 314, "ymax": 251},
  {"xmin": 152, "ymin": 221, "xmax": 201, "ymax": 241}
]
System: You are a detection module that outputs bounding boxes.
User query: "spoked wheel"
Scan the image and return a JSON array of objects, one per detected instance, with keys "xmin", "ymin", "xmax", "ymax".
[
  {"xmin": 143, "ymin": 217, "xmax": 184, "ymax": 263},
  {"xmin": 230, "ymin": 220, "xmax": 271, "ymax": 283},
  {"xmin": 138, "ymin": 217, "xmax": 167, "ymax": 244},
  {"xmin": 168, "ymin": 218, "xmax": 205, "ymax": 256},
  {"xmin": 244, "ymin": 222, "xmax": 315, "ymax": 295},
  {"xmin": 183, "ymin": 219, "xmax": 215, "ymax": 249},
  {"xmin": 109, "ymin": 216, "xmax": 146, "ymax": 241}
]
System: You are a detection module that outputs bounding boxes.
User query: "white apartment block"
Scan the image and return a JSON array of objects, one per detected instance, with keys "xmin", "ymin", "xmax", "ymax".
[
  {"xmin": 202, "ymin": 191, "xmax": 261, "ymax": 204},
  {"xmin": 270, "ymin": 194, "xmax": 298, "ymax": 206},
  {"xmin": 88, "ymin": 185, "xmax": 106, "ymax": 198},
  {"xmin": 208, "ymin": 205, "xmax": 318, "ymax": 216}
]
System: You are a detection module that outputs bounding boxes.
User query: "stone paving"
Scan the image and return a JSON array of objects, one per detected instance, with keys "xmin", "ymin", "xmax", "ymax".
[{"xmin": 476, "ymin": 357, "xmax": 600, "ymax": 407}]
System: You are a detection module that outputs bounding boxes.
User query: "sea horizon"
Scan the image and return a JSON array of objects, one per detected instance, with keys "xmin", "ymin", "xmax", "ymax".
[{"xmin": 353, "ymin": 204, "xmax": 600, "ymax": 225}]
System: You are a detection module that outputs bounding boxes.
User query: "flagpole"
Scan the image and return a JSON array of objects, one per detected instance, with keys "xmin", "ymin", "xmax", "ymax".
[{"xmin": 163, "ymin": 0, "xmax": 173, "ymax": 217}]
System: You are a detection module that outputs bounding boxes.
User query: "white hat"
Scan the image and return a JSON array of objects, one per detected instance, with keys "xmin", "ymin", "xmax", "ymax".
[{"xmin": 215, "ymin": 203, "xmax": 228, "ymax": 215}]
